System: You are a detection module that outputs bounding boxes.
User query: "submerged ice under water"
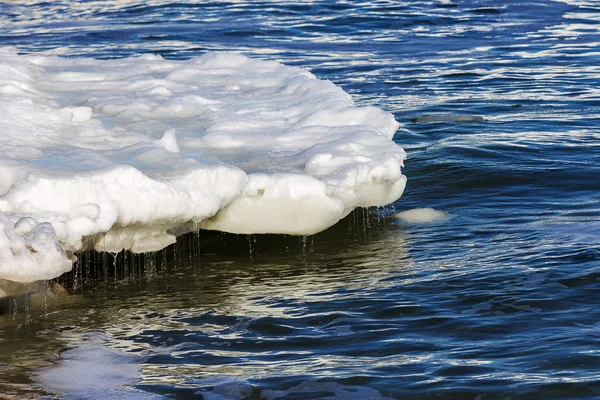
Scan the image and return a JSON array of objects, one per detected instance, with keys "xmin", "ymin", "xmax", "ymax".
[{"xmin": 1, "ymin": 0, "xmax": 600, "ymax": 399}]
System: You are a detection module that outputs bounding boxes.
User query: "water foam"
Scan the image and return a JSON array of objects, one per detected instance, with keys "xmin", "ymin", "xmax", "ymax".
[{"xmin": 0, "ymin": 48, "xmax": 406, "ymax": 283}]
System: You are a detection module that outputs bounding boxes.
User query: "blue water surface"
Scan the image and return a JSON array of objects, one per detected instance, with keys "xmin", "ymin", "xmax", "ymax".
[{"xmin": 1, "ymin": 0, "xmax": 600, "ymax": 399}]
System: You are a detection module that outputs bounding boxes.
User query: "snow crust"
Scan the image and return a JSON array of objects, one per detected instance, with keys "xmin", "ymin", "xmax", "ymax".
[{"xmin": 0, "ymin": 48, "xmax": 406, "ymax": 283}]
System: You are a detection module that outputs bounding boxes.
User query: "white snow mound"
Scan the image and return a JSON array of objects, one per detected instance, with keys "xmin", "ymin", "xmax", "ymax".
[{"xmin": 0, "ymin": 48, "xmax": 406, "ymax": 283}]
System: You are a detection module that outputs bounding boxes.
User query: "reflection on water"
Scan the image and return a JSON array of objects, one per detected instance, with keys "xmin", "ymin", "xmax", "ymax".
[{"xmin": 0, "ymin": 209, "xmax": 413, "ymax": 398}]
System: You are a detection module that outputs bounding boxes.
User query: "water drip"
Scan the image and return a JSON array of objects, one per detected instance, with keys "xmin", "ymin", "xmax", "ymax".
[
  {"xmin": 301, "ymin": 236, "xmax": 308, "ymax": 258},
  {"xmin": 195, "ymin": 225, "xmax": 201, "ymax": 272},
  {"xmin": 145, "ymin": 252, "xmax": 157, "ymax": 278},
  {"xmin": 248, "ymin": 234, "xmax": 254, "ymax": 261},
  {"xmin": 161, "ymin": 248, "xmax": 167, "ymax": 271}
]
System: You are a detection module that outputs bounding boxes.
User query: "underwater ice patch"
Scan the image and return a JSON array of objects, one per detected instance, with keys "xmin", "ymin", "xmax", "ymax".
[
  {"xmin": 36, "ymin": 334, "xmax": 160, "ymax": 400},
  {"xmin": 193, "ymin": 376, "xmax": 253, "ymax": 400},
  {"xmin": 260, "ymin": 380, "xmax": 394, "ymax": 400}
]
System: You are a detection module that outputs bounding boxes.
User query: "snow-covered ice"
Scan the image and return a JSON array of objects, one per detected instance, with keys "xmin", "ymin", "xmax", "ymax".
[{"xmin": 0, "ymin": 48, "xmax": 406, "ymax": 284}]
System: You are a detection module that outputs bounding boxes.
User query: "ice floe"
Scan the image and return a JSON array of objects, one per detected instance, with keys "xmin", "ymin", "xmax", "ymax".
[{"xmin": 0, "ymin": 48, "xmax": 406, "ymax": 283}]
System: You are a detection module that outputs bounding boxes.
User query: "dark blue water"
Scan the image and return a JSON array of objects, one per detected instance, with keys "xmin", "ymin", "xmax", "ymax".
[{"xmin": 1, "ymin": 0, "xmax": 600, "ymax": 398}]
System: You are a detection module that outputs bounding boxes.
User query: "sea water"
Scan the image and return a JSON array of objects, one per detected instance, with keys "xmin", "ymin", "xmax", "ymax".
[{"xmin": 1, "ymin": 0, "xmax": 600, "ymax": 399}]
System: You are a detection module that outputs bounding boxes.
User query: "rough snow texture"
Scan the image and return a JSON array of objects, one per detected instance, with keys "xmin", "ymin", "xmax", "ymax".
[{"xmin": 0, "ymin": 48, "xmax": 406, "ymax": 283}]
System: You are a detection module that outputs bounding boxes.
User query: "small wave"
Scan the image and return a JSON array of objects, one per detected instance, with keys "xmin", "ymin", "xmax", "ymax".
[
  {"xmin": 261, "ymin": 380, "xmax": 393, "ymax": 400},
  {"xmin": 413, "ymin": 114, "xmax": 484, "ymax": 124}
]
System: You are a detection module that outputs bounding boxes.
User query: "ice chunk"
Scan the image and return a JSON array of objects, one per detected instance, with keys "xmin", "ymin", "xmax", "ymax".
[
  {"xmin": 62, "ymin": 106, "xmax": 93, "ymax": 122},
  {"xmin": 395, "ymin": 208, "xmax": 450, "ymax": 223},
  {"xmin": 156, "ymin": 128, "xmax": 180, "ymax": 153},
  {"xmin": 0, "ymin": 215, "xmax": 72, "ymax": 283},
  {"xmin": 0, "ymin": 48, "xmax": 406, "ymax": 283}
]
